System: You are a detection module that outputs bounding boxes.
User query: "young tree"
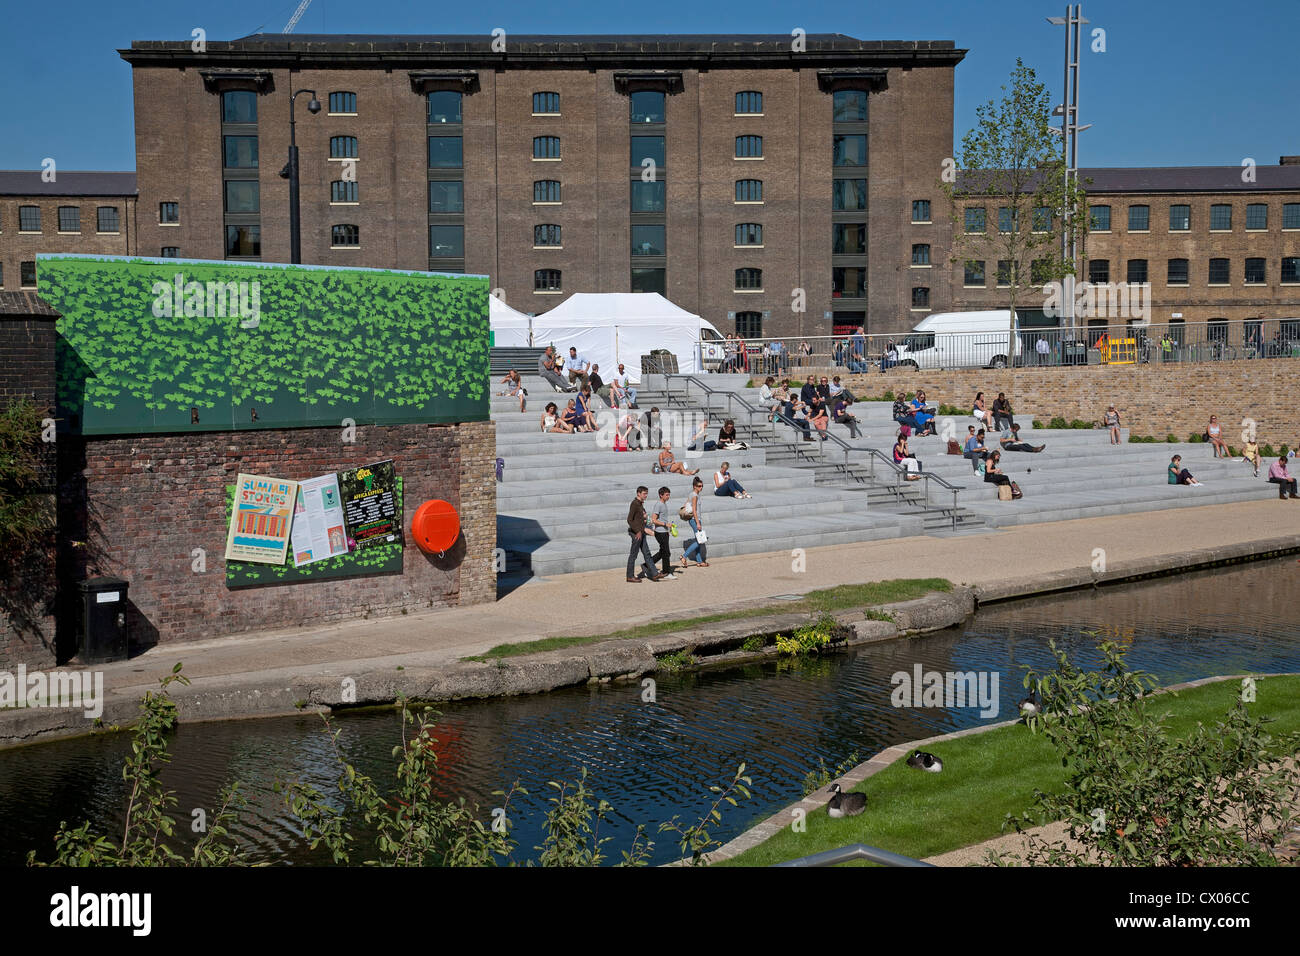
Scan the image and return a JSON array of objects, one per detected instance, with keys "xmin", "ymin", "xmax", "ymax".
[{"xmin": 941, "ymin": 58, "xmax": 1087, "ymax": 363}]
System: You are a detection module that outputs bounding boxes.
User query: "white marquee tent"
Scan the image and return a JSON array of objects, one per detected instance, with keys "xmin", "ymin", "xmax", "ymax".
[
  {"xmin": 521, "ymin": 293, "xmax": 706, "ymax": 379},
  {"xmin": 488, "ymin": 294, "xmax": 533, "ymax": 348}
]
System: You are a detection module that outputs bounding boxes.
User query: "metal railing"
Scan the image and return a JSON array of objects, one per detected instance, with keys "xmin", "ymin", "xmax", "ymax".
[
  {"xmin": 772, "ymin": 843, "xmax": 934, "ymax": 867},
  {"xmin": 706, "ymin": 319, "xmax": 1300, "ymax": 374},
  {"xmin": 660, "ymin": 374, "xmax": 964, "ymax": 529}
]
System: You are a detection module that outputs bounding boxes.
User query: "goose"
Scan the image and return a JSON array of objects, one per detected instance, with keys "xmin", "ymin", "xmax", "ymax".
[
  {"xmin": 826, "ymin": 783, "xmax": 866, "ymax": 818},
  {"xmin": 906, "ymin": 750, "xmax": 943, "ymax": 773},
  {"xmin": 1019, "ymin": 693, "xmax": 1043, "ymax": 719}
]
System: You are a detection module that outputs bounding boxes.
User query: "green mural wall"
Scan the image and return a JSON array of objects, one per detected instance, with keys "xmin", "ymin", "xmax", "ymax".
[{"xmin": 38, "ymin": 255, "xmax": 489, "ymax": 435}]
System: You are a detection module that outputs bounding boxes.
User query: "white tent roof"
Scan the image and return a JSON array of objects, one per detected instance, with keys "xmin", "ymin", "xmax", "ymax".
[
  {"xmin": 539, "ymin": 293, "xmax": 703, "ymax": 327},
  {"xmin": 489, "ymin": 294, "xmax": 531, "ymax": 328}
]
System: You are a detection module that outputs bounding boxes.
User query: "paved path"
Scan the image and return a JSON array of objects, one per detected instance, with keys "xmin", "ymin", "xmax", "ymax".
[{"xmin": 64, "ymin": 497, "xmax": 1299, "ymax": 697}]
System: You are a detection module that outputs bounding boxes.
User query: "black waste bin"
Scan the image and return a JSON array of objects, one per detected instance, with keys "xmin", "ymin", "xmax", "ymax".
[
  {"xmin": 1061, "ymin": 341, "xmax": 1087, "ymax": 366},
  {"xmin": 79, "ymin": 576, "xmax": 129, "ymax": 664}
]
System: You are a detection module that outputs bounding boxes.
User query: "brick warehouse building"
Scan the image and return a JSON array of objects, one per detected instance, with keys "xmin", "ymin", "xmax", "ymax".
[
  {"xmin": 950, "ymin": 162, "xmax": 1300, "ymax": 344},
  {"xmin": 117, "ymin": 33, "xmax": 966, "ymax": 338}
]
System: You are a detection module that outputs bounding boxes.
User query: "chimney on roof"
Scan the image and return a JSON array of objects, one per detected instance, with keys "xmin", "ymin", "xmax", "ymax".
[{"xmin": 1281, "ymin": 156, "xmax": 1300, "ymax": 165}]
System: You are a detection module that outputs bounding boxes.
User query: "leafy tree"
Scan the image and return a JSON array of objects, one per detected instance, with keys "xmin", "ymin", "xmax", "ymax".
[
  {"xmin": 1004, "ymin": 641, "xmax": 1299, "ymax": 866},
  {"xmin": 940, "ymin": 59, "xmax": 1087, "ymax": 359}
]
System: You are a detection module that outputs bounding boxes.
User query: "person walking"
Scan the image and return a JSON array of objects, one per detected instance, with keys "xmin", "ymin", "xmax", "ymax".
[
  {"xmin": 626, "ymin": 486, "xmax": 663, "ymax": 582},
  {"xmin": 1267, "ymin": 456, "xmax": 1298, "ymax": 499},
  {"xmin": 1104, "ymin": 404, "xmax": 1121, "ymax": 444},
  {"xmin": 648, "ymin": 486, "xmax": 678, "ymax": 577},
  {"xmin": 680, "ymin": 476, "xmax": 710, "ymax": 568}
]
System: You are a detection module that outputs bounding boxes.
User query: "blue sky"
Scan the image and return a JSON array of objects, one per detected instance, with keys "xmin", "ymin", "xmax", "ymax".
[{"xmin": 1, "ymin": 0, "xmax": 1294, "ymax": 171}]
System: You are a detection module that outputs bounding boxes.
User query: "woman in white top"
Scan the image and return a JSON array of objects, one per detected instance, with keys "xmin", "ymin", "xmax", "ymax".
[
  {"xmin": 972, "ymin": 391, "xmax": 988, "ymax": 423},
  {"xmin": 540, "ymin": 401, "xmax": 573, "ymax": 433},
  {"xmin": 681, "ymin": 476, "xmax": 709, "ymax": 567},
  {"xmin": 713, "ymin": 462, "xmax": 751, "ymax": 499}
]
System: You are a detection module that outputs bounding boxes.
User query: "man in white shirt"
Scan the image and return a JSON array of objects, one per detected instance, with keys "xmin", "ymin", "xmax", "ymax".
[
  {"xmin": 608, "ymin": 364, "xmax": 638, "ymax": 408},
  {"xmin": 565, "ymin": 347, "xmax": 591, "ymax": 389},
  {"xmin": 1035, "ymin": 336, "xmax": 1050, "ymax": 366}
]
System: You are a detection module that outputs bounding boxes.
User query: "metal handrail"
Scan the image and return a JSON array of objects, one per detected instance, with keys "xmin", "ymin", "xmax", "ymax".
[
  {"xmin": 662, "ymin": 374, "xmax": 964, "ymax": 529},
  {"xmin": 772, "ymin": 843, "xmax": 935, "ymax": 868}
]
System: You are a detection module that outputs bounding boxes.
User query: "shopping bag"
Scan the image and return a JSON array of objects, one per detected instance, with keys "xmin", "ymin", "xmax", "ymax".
[
  {"xmin": 695, "ymin": 529, "xmax": 708, "ymax": 544},
  {"xmin": 997, "ymin": 484, "xmax": 1013, "ymax": 501}
]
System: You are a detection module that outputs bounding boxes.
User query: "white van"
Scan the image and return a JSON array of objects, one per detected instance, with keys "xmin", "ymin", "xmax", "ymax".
[
  {"xmin": 893, "ymin": 310, "xmax": 1024, "ymax": 370},
  {"xmin": 698, "ymin": 320, "xmax": 727, "ymax": 370}
]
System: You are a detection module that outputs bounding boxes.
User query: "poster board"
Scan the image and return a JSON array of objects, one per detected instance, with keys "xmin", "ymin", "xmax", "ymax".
[
  {"xmin": 340, "ymin": 460, "xmax": 400, "ymax": 549},
  {"xmin": 290, "ymin": 474, "xmax": 350, "ymax": 567},
  {"xmin": 224, "ymin": 474, "xmax": 299, "ymax": 565}
]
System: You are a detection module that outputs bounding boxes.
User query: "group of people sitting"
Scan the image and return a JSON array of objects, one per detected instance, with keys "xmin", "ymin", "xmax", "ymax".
[
  {"xmin": 758, "ymin": 374, "xmax": 862, "ymax": 441},
  {"xmin": 533, "ymin": 346, "xmax": 638, "ymax": 408}
]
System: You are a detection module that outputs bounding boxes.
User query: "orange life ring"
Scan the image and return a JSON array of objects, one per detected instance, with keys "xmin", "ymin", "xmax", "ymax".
[{"xmin": 411, "ymin": 499, "xmax": 460, "ymax": 554}]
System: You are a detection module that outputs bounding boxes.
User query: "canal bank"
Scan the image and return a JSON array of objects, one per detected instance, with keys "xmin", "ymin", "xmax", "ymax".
[{"xmin": 1, "ymin": 499, "xmax": 1297, "ymax": 749}]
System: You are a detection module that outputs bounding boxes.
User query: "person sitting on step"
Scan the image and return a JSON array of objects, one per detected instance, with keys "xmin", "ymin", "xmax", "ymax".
[
  {"xmin": 658, "ymin": 442, "xmax": 698, "ymax": 476},
  {"xmin": 999, "ymin": 423, "xmax": 1045, "ymax": 453},
  {"xmin": 713, "ymin": 461, "xmax": 751, "ymax": 499},
  {"xmin": 1267, "ymin": 456, "xmax": 1298, "ymax": 499}
]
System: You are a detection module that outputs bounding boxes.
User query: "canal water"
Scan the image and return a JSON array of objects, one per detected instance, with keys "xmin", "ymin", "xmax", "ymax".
[{"xmin": 2, "ymin": 557, "xmax": 1297, "ymax": 866}]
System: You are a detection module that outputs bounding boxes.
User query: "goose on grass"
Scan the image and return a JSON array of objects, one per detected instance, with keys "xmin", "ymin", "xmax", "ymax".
[
  {"xmin": 826, "ymin": 783, "xmax": 867, "ymax": 818},
  {"xmin": 906, "ymin": 750, "xmax": 943, "ymax": 773}
]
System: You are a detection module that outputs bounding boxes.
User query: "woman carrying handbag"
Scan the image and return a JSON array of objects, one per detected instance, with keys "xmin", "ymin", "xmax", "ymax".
[{"xmin": 680, "ymin": 476, "xmax": 710, "ymax": 568}]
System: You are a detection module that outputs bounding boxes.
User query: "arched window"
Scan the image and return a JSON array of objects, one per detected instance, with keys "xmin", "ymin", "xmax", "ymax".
[
  {"xmin": 331, "ymin": 224, "xmax": 359, "ymax": 247},
  {"xmin": 735, "ymin": 91, "xmax": 763, "ymax": 114},
  {"xmin": 533, "ymin": 92, "xmax": 560, "ymax": 114},
  {"xmin": 735, "ymin": 135, "xmax": 763, "ymax": 159},
  {"xmin": 534, "ymin": 224, "xmax": 562, "ymax": 247},
  {"xmin": 534, "ymin": 180, "xmax": 561, "ymax": 203},
  {"xmin": 735, "ymin": 179, "xmax": 762, "ymax": 202},
  {"xmin": 533, "ymin": 136, "xmax": 561, "ymax": 159},
  {"xmin": 534, "ymin": 269, "xmax": 562, "ymax": 291},
  {"xmin": 331, "ymin": 181, "xmax": 358, "ymax": 203},
  {"xmin": 735, "ymin": 223, "xmax": 763, "ymax": 246},
  {"xmin": 328, "ymin": 92, "xmax": 356, "ymax": 114},
  {"xmin": 735, "ymin": 268, "xmax": 763, "ymax": 290},
  {"xmin": 330, "ymin": 136, "xmax": 358, "ymax": 159}
]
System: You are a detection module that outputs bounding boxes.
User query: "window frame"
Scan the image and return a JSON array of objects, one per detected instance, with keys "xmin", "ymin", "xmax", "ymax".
[
  {"xmin": 18, "ymin": 205, "xmax": 42, "ymax": 232},
  {"xmin": 327, "ymin": 91, "xmax": 357, "ymax": 115},
  {"xmin": 428, "ymin": 224, "xmax": 465, "ymax": 258},
  {"xmin": 532, "ymin": 91, "xmax": 560, "ymax": 116},
  {"xmin": 734, "ymin": 91, "xmax": 763, "ymax": 115},
  {"xmin": 735, "ymin": 311, "xmax": 762, "ymax": 338},
  {"xmin": 735, "ymin": 135, "xmax": 763, "ymax": 160},
  {"xmin": 1281, "ymin": 257, "xmax": 1300, "ymax": 284},
  {"xmin": 533, "ymin": 135, "xmax": 562, "ymax": 161},
  {"xmin": 734, "ymin": 222, "xmax": 763, "ymax": 247},
  {"xmin": 1245, "ymin": 203, "xmax": 1268, "ymax": 231},
  {"xmin": 426, "ymin": 91, "xmax": 463, "ymax": 124},
  {"xmin": 631, "ymin": 224, "xmax": 666, "ymax": 257},
  {"xmin": 20, "ymin": 261, "xmax": 37, "ymax": 288},
  {"xmin": 963, "ymin": 260, "xmax": 987, "ymax": 287},
  {"xmin": 911, "ymin": 200, "xmax": 931, "ymax": 224},
  {"xmin": 735, "ymin": 179, "xmax": 763, "ymax": 204},
  {"xmin": 910, "ymin": 244, "xmax": 931, "ymax": 267},
  {"xmin": 1243, "ymin": 257, "xmax": 1266, "ymax": 284},
  {"xmin": 330, "ymin": 224, "xmax": 360, "ymax": 248},
  {"xmin": 427, "ymin": 135, "xmax": 464, "ymax": 169},
  {"xmin": 1283, "ymin": 203, "xmax": 1300, "ymax": 230},
  {"xmin": 734, "ymin": 267, "xmax": 763, "ymax": 291},
  {"xmin": 1208, "ymin": 258, "xmax": 1230, "ymax": 285},
  {"xmin": 428, "ymin": 181, "xmax": 465, "ymax": 215},
  {"xmin": 1088, "ymin": 259, "xmax": 1110, "ymax": 284},
  {"xmin": 331, "ymin": 180, "xmax": 359, "ymax": 204},
  {"xmin": 1167, "ymin": 258, "xmax": 1189, "ymax": 286},
  {"xmin": 910, "ymin": 287, "xmax": 931, "ymax": 309},
  {"xmin": 533, "ymin": 223, "xmax": 563, "ymax": 248},
  {"xmin": 329, "ymin": 136, "xmax": 359, "ymax": 160},
  {"xmin": 534, "ymin": 268, "xmax": 563, "ymax": 292},
  {"xmin": 1126, "ymin": 259, "xmax": 1149, "ymax": 284},
  {"xmin": 533, "ymin": 180, "xmax": 561, "ymax": 204},
  {"xmin": 159, "ymin": 202, "xmax": 179, "ymax": 225},
  {"xmin": 1209, "ymin": 204, "xmax": 1232, "ymax": 231},
  {"xmin": 57, "ymin": 206, "xmax": 81, "ymax": 233},
  {"xmin": 832, "ymin": 178, "xmax": 867, "ymax": 211},
  {"xmin": 964, "ymin": 207, "xmax": 987, "ymax": 234},
  {"xmin": 1127, "ymin": 204, "xmax": 1150, "ymax": 232},
  {"xmin": 1089, "ymin": 205, "xmax": 1111, "ymax": 232},
  {"xmin": 160, "ymin": 247, "xmax": 180, "ymax": 258},
  {"xmin": 96, "ymin": 206, "xmax": 120, "ymax": 233},
  {"xmin": 1169, "ymin": 204, "xmax": 1191, "ymax": 231}
]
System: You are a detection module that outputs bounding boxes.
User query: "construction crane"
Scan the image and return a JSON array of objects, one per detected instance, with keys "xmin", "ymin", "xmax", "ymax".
[{"xmin": 282, "ymin": 0, "xmax": 313, "ymax": 34}]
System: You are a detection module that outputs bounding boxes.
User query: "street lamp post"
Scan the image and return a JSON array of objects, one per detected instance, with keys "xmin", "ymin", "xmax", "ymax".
[
  {"xmin": 281, "ymin": 89, "xmax": 321, "ymax": 264},
  {"xmin": 1047, "ymin": 6, "xmax": 1092, "ymax": 337}
]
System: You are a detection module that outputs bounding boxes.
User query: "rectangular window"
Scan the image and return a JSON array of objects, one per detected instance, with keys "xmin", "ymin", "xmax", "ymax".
[
  {"xmin": 832, "ymin": 134, "xmax": 867, "ymax": 167},
  {"xmin": 427, "ymin": 91, "xmax": 462, "ymax": 124},
  {"xmin": 58, "ymin": 206, "xmax": 80, "ymax": 232},
  {"xmin": 1208, "ymin": 258, "xmax": 1230, "ymax": 284},
  {"xmin": 534, "ymin": 224, "xmax": 562, "ymax": 247},
  {"xmin": 1208, "ymin": 319, "xmax": 1229, "ymax": 343},
  {"xmin": 997, "ymin": 260, "xmax": 1017, "ymax": 286},
  {"xmin": 1127, "ymin": 259, "xmax": 1148, "ymax": 283},
  {"xmin": 96, "ymin": 206, "xmax": 119, "ymax": 233},
  {"xmin": 1031, "ymin": 259, "xmax": 1051, "ymax": 284},
  {"xmin": 911, "ymin": 200, "xmax": 931, "ymax": 223},
  {"xmin": 533, "ymin": 92, "xmax": 560, "ymax": 115},
  {"xmin": 911, "ymin": 244, "xmax": 930, "ymax": 265},
  {"xmin": 1210, "ymin": 204, "xmax": 1232, "ymax": 230},
  {"xmin": 999, "ymin": 207, "xmax": 1018, "ymax": 233},
  {"xmin": 734, "ymin": 268, "xmax": 763, "ymax": 291},
  {"xmin": 964, "ymin": 260, "xmax": 986, "ymax": 286},
  {"xmin": 1281, "ymin": 257, "xmax": 1300, "ymax": 283},
  {"xmin": 630, "ymin": 91, "xmax": 665, "ymax": 124},
  {"xmin": 1169, "ymin": 204, "xmax": 1190, "ymax": 231},
  {"xmin": 1032, "ymin": 206, "xmax": 1052, "ymax": 233},
  {"xmin": 18, "ymin": 206, "xmax": 41, "ymax": 231},
  {"xmin": 1246, "ymin": 203, "xmax": 1268, "ymax": 230},
  {"xmin": 1128, "ymin": 205, "xmax": 1149, "ymax": 231},
  {"xmin": 330, "ymin": 136, "xmax": 358, "ymax": 159},
  {"xmin": 224, "ymin": 180, "xmax": 259, "ymax": 214},
  {"xmin": 735, "ymin": 135, "xmax": 763, "ymax": 159},
  {"xmin": 331, "ymin": 180, "xmax": 359, "ymax": 203},
  {"xmin": 735, "ymin": 311, "xmax": 762, "ymax": 337},
  {"xmin": 735, "ymin": 179, "xmax": 763, "ymax": 203},
  {"xmin": 533, "ymin": 180, "xmax": 561, "ymax": 204},
  {"xmin": 964, "ymin": 207, "xmax": 986, "ymax": 234},
  {"xmin": 1088, "ymin": 259, "xmax": 1109, "ymax": 284},
  {"xmin": 735, "ymin": 223, "xmax": 763, "ymax": 246},
  {"xmin": 160, "ymin": 202, "xmax": 179, "ymax": 224},
  {"xmin": 631, "ymin": 267, "xmax": 666, "ymax": 294},
  {"xmin": 631, "ymin": 224, "xmax": 665, "ymax": 256},
  {"xmin": 225, "ymin": 224, "xmax": 260, "ymax": 257},
  {"xmin": 160, "ymin": 247, "xmax": 179, "ymax": 258},
  {"xmin": 328, "ymin": 92, "xmax": 357, "ymax": 114},
  {"xmin": 1089, "ymin": 205, "xmax": 1110, "ymax": 231},
  {"xmin": 331, "ymin": 224, "xmax": 359, "ymax": 247},
  {"xmin": 832, "ymin": 223, "xmax": 867, "ymax": 254},
  {"xmin": 533, "ymin": 136, "xmax": 561, "ymax": 160},
  {"xmin": 428, "ymin": 136, "xmax": 462, "ymax": 168},
  {"xmin": 429, "ymin": 181, "xmax": 464, "ymax": 213},
  {"xmin": 21, "ymin": 261, "xmax": 37, "ymax": 288},
  {"xmin": 1167, "ymin": 258, "xmax": 1189, "ymax": 285},
  {"xmin": 222, "ymin": 91, "xmax": 257, "ymax": 123},
  {"xmin": 832, "ymin": 179, "xmax": 867, "ymax": 211},
  {"xmin": 631, "ymin": 136, "xmax": 665, "ymax": 168},
  {"xmin": 832, "ymin": 266, "xmax": 866, "ymax": 298},
  {"xmin": 911, "ymin": 287, "xmax": 930, "ymax": 308},
  {"xmin": 735, "ymin": 91, "xmax": 763, "ymax": 114},
  {"xmin": 631, "ymin": 180, "xmax": 666, "ymax": 212},
  {"xmin": 1285, "ymin": 203, "xmax": 1300, "ymax": 229},
  {"xmin": 429, "ymin": 225, "xmax": 464, "ymax": 257},
  {"xmin": 1244, "ymin": 258, "xmax": 1266, "ymax": 284},
  {"xmin": 833, "ymin": 90, "xmax": 869, "ymax": 122},
  {"xmin": 535, "ymin": 269, "xmax": 562, "ymax": 291},
  {"xmin": 223, "ymin": 135, "xmax": 258, "ymax": 168}
]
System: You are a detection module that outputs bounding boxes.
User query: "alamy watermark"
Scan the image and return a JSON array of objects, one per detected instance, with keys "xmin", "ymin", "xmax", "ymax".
[
  {"xmin": 151, "ymin": 273, "xmax": 261, "ymax": 328},
  {"xmin": 0, "ymin": 665, "xmax": 104, "ymax": 719},
  {"xmin": 1042, "ymin": 275, "xmax": 1150, "ymax": 321},
  {"xmin": 891, "ymin": 664, "xmax": 1000, "ymax": 718}
]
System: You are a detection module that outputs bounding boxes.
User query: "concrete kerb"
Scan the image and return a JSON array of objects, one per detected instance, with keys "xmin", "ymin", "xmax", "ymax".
[{"xmin": 705, "ymin": 671, "xmax": 1298, "ymax": 867}]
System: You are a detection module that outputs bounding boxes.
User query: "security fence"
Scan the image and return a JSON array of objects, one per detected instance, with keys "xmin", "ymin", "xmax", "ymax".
[{"xmin": 706, "ymin": 318, "xmax": 1300, "ymax": 375}]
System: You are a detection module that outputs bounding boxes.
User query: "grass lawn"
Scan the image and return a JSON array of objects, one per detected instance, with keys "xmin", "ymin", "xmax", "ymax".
[
  {"xmin": 463, "ymin": 578, "xmax": 951, "ymax": 661},
  {"xmin": 717, "ymin": 674, "xmax": 1300, "ymax": 866}
]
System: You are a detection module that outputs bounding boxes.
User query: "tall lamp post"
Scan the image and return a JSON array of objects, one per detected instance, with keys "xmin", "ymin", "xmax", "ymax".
[
  {"xmin": 1047, "ymin": 6, "xmax": 1091, "ymax": 338},
  {"xmin": 280, "ymin": 89, "xmax": 321, "ymax": 264}
]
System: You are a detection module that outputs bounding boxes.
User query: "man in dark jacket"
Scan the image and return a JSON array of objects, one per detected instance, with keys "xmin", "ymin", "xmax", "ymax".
[{"xmin": 626, "ymin": 487, "xmax": 661, "ymax": 582}]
